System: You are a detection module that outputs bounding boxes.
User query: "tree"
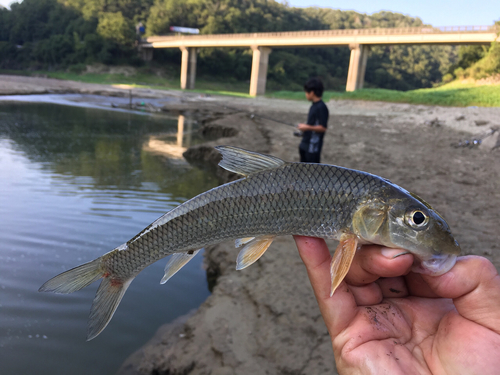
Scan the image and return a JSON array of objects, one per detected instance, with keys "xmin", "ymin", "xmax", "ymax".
[
  {"xmin": 0, "ymin": 0, "xmax": 473, "ymax": 90},
  {"xmin": 97, "ymin": 11, "xmax": 134, "ymax": 45}
]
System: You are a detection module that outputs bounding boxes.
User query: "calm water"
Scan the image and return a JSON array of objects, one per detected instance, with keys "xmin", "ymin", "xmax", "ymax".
[{"xmin": 0, "ymin": 102, "xmax": 217, "ymax": 374}]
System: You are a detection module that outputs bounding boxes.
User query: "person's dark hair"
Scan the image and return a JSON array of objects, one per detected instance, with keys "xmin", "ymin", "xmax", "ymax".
[{"xmin": 304, "ymin": 78, "xmax": 324, "ymax": 98}]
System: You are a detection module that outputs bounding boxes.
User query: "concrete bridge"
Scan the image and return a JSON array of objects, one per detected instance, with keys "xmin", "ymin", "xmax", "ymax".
[{"xmin": 140, "ymin": 25, "xmax": 499, "ymax": 95}]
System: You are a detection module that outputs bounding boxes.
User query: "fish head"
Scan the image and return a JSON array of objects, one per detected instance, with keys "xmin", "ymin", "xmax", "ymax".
[{"xmin": 352, "ymin": 192, "xmax": 461, "ymax": 276}]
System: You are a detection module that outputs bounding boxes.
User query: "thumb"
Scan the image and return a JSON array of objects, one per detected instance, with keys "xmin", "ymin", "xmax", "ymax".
[{"xmin": 422, "ymin": 255, "xmax": 500, "ymax": 335}]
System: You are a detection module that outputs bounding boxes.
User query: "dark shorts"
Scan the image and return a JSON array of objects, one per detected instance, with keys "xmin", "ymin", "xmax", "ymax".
[{"xmin": 299, "ymin": 148, "xmax": 321, "ymax": 163}]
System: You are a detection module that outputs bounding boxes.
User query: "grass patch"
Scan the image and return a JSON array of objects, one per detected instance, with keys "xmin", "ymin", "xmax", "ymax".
[
  {"xmin": 2, "ymin": 69, "xmax": 498, "ymax": 106},
  {"xmin": 268, "ymin": 82, "xmax": 500, "ymax": 107}
]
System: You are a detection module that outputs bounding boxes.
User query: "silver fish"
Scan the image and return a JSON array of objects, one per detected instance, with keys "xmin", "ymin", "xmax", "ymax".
[{"xmin": 40, "ymin": 146, "xmax": 460, "ymax": 340}]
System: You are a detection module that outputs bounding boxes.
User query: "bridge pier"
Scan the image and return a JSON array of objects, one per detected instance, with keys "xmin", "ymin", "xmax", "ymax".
[
  {"xmin": 346, "ymin": 44, "xmax": 370, "ymax": 92},
  {"xmin": 249, "ymin": 46, "xmax": 272, "ymax": 96},
  {"xmin": 180, "ymin": 47, "xmax": 197, "ymax": 90}
]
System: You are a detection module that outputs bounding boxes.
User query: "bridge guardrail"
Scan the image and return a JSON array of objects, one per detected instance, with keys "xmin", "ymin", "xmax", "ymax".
[{"xmin": 145, "ymin": 25, "xmax": 499, "ymax": 43}]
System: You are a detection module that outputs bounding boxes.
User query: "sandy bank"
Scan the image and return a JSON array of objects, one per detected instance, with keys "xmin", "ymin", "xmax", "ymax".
[
  {"xmin": 1, "ymin": 74, "xmax": 499, "ymax": 374},
  {"xmin": 120, "ymin": 92, "xmax": 499, "ymax": 374}
]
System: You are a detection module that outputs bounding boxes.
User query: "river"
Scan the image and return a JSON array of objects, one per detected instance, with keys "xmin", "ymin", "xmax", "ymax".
[{"xmin": 0, "ymin": 101, "xmax": 217, "ymax": 374}]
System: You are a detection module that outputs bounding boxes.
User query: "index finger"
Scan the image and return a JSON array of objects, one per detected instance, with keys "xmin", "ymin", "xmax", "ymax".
[
  {"xmin": 345, "ymin": 245, "xmax": 414, "ymax": 286},
  {"xmin": 294, "ymin": 236, "xmax": 357, "ymax": 337}
]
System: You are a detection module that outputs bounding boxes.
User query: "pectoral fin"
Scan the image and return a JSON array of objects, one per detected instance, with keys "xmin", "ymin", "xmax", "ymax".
[
  {"xmin": 236, "ymin": 235, "xmax": 276, "ymax": 270},
  {"xmin": 330, "ymin": 233, "xmax": 359, "ymax": 296},
  {"xmin": 160, "ymin": 249, "xmax": 201, "ymax": 284}
]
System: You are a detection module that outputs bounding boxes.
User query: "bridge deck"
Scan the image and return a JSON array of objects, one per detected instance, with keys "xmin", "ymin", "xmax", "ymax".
[
  {"xmin": 143, "ymin": 26, "xmax": 499, "ymax": 49},
  {"xmin": 139, "ymin": 26, "xmax": 499, "ymax": 95}
]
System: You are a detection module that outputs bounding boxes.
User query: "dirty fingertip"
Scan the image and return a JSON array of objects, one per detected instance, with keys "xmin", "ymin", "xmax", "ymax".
[
  {"xmin": 356, "ymin": 246, "xmax": 413, "ymax": 278},
  {"xmin": 380, "ymin": 248, "xmax": 410, "ymax": 259}
]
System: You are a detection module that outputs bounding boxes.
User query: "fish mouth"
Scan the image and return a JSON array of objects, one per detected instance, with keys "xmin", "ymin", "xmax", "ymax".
[{"xmin": 411, "ymin": 254, "xmax": 458, "ymax": 276}]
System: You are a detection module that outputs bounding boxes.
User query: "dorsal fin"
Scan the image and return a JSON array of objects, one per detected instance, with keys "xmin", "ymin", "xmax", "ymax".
[{"xmin": 215, "ymin": 146, "xmax": 286, "ymax": 176}]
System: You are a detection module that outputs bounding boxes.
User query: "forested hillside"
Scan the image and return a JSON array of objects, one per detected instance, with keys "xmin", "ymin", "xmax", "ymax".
[{"xmin": 0, "ymin": 0, "xmax": 497, "ymax": 91}]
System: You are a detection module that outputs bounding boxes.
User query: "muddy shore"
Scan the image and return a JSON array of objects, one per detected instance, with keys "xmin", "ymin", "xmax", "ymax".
[{"xmin": 2, "ymin": 75, "xmax": 500, "ymax": 374}]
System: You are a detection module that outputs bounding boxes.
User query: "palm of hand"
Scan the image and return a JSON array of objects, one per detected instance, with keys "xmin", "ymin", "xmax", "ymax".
[
  {"xmin": 336, "ymin": 285, "xmax": 492, "ymax": 374},
  {"xmin": 294, "ymin": 236, "xmax": 500, "ymax": 375}
]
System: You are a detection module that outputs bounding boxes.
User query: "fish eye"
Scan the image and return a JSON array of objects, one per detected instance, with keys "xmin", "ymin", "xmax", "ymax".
[
  {"xmin": 413, "ymin": 211, "xmax": 425, "ymax": 225},
  {"xmin": 405, "ymin": 209, "xmax": 429, "ymax": 230}
]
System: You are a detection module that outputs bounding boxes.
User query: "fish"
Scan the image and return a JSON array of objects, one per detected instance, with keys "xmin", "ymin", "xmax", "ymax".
[{"xmin": 39, "ymin": 146, "xmax": 461, "ymax": 340}]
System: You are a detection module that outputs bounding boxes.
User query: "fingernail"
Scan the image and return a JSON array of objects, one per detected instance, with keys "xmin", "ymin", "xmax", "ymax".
[{"xmin": 381, "ymin": 248, "xmax": 409, "ymax": 259}]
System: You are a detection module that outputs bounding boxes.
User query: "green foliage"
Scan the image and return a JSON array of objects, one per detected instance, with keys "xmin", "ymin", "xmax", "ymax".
[
  {"xmin": 61, "ymin": 0, "xmax": 154, "ymax": 22},
  {"xmin": 0, "ymin": 0, "xmax": 493, "ymax": 90},
  {"xmin": 457, "ymin": 45, "xmax": 487, "ymax": 69},
  {"xmin": 268, "ymin": 82, "xmax": 500, "ymax": 107},
  {"xmin": 449, "ymin": 42, "xmax": 500, "ymax": 80},
  {"xmin": 145, "ymin": 1, "xmax": 457, "ymax": 90},
  {"xmin": 0, "ymin": 0, "xmax": 148, "ymax": 69},
  {"xmin": 442, "ymin": 73, "xmax": 454, "ymax": 83},
  {"xmin": 96, "ymin": 11, "xmax": 134, "ymax": 45}
]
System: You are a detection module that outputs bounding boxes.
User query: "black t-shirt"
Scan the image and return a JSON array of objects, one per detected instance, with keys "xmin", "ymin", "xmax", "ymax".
[{"xmin": 299, "ymin": 100, "xmax": 329, "ymax": 153}]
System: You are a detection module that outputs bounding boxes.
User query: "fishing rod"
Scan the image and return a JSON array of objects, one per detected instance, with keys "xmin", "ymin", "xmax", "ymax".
[
  {"xmin": 206, "ymin": 101, "xmax": 297, "ymax": 127},
  {"xmin": 190, "ymin": 98, "xmax": 303, "ymax": 136}
]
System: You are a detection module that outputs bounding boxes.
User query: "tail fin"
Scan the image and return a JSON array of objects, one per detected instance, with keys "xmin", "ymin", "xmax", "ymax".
[
  {"xmin": 87, "ymin": 277, "xmax": 132, "ymax": 341},
  {"xmin": 39, "ymin": 258, "xmax": 103, "ymax": 294},
  {"xmin": 39, "ymin": 257, "xmax": 134, "ymax": 341}
]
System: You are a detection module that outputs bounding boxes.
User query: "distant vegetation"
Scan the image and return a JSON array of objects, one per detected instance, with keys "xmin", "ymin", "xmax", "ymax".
[
  {"xmin": 0, "ymin": 0, "xmax": 498, "ymax": 92},
  {"xmin": 270, "ymin": 82, "xmax": 500, "ymax": 107},
  {"xmin": 447, "ymin": 40, "xmax": 500, "ymax": 82}
]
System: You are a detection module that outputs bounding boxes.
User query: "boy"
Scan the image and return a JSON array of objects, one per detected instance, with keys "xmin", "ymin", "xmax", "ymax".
[{"xmin": 297, "ymin": 78, "xmax": 329, "ymax": 163}]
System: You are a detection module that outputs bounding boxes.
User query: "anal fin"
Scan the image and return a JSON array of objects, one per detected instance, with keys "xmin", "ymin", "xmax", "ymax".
[
  {"xmin": 330, "ymin": 233, "xmax": 358, "ymax": 296},
  {"xmin": 235, "ymin": 237, "xmax": 255, "ymax": 248},
  {"xmin": 236, "ymin": 235, "xmax": 276, "ymax": 270},
  {"xmin": 161, "ymin": 249, "xmax": 201, "ymax": 284}
]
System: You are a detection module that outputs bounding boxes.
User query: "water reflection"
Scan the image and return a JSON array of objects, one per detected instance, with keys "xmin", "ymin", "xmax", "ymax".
[
  {"xmin": 0, "ymin": 102, "xmax": 216, "ymax": 375},
  {"xmin": 144, "ymin": 115, "xmax": 194, "ymax": 160}
]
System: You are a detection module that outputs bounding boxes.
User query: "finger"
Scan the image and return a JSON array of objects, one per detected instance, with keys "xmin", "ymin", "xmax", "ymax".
[
  {"xmin": 344, "ymin": 245, "xmax": 414, "ymax": 287},
  {"xmin": 348, "ymin": 283, "xmax": 383, "ymax": 305},
  {"xmin": 294, "ymin": 236, "xmax": 357, "ymax": 336},
  {"xmin": 294, "ymin": 236, "xmax": 332, "ymax": 299},
  {"xmin": 376, "ymin": 277, "xmax": 409, "ymax": 298},
  {"xmin": 404, "ymin": 272, "xmax": 440, "ymax": 298},
  {"xmin": 423, "ymin": 256, "xmax": 500, "ymax": 334}
]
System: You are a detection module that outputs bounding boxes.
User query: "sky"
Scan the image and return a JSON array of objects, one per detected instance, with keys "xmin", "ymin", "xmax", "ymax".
[
  {"xmin": 285, "ymin": 0, "xmax": 500, "ymax": 26},
  {"xmin": 0, "ymin": 0, "xmax": 499, "ymax": 27}
]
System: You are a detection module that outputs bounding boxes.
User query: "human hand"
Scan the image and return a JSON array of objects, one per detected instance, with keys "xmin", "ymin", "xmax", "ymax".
[
  {"xmin": 297, "ymin": 123, "xmax": 310, "ymax": 131},
  {"xmin": 294, "ymin": 236, "xmax": 500, "ymax": 375}
]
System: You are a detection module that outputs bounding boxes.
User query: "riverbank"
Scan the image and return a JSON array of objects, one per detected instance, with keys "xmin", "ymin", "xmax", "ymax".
[
  {"xmin": 117, "ymin": 94, "xmax": 500, "ymax": 375},
  {"xmin": 2, "ymin": 74, "xmax": 500, "ymax": 374},
  {"xmin": 3, "ymin": 70, "xmax": 500, "ymax": 107}
]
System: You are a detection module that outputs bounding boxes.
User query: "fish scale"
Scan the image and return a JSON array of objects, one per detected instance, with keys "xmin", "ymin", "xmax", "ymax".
[
  {"xmin": 102, "ymin": 162, "xmax": 385, "ymax": 281},
  {"xmin": 40, "ymin": 146, "xmax": 460, "ymax": 341}
]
